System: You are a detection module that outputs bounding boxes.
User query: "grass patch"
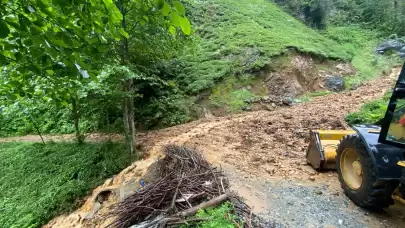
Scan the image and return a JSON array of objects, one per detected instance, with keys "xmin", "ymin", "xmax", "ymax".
[
  {"xmin": 293, "ymin": 90, "xmax": 332, "ymax": 103},
  {"xmin": 209, "ymin": 75, "xmax": 261, "ymax": 113},
  {"xmin": 345, "ymin": 91, "xmax": 392, "ymax": 125},
  {"xmin": 181, "ymin": 0, "xmax": 353, "ymax": 93},
  {"xmin": 181, "ymin": 202, "xmax": 242, "ymax": 228},
  {"xmin": 0, "ymin": 141, "xmax": 134, "ymax": 228}
]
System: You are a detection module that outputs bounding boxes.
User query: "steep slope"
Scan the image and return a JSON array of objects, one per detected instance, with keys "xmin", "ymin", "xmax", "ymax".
[{"xmin": 180, "ymin": 0, "xmax": 353, "ymax": 93}]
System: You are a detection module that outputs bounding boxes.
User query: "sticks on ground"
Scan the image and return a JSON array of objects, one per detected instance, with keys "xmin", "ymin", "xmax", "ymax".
[{"xmin": 105, "ymin": 145, "xmax": 229, "ymax": 228}]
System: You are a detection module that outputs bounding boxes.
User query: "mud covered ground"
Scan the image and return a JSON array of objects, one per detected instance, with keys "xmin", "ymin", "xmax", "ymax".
[{"xmin": 6, "ymin": 67, "xmax": 404, "ymax": 227}]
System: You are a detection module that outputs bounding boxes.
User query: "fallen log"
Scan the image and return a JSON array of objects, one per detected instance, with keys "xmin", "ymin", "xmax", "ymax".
[
  {"xmin": 176, "ymin": 193, "xmax": 229, "ymax": 217},
  {"xmin": 129, "ymin": 193, "xmax": 229, "ymax": 228}
]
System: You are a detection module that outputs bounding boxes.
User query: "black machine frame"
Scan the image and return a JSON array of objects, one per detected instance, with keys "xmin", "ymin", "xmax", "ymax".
[{"xmin": 379, "ymin": 62, "xmax": 405, "ymax": 149}]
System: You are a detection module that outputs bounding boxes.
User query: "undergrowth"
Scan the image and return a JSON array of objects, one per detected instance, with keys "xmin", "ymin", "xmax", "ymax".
[
  {"xmin": 0, "ymin": 142, "xmax": 134, "ymax": 228},
  {"xmin": 345, "ymin": 91, "xmax": 392, "ymax": 125},
  {"xmin": 293, "ymin": 90, "xmax": 332, "ymax": 103},
  {"xmin": 209, "ymin": 74, "xmax": 263, "ymax": 113},
  {"xmin": 181, "ymin": 202, "xmax": 242, "ymax": 228}
]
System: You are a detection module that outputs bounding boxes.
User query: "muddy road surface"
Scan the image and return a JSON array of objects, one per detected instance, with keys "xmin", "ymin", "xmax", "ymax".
[{"xmin": 43, "ymin": 67, "xmax": 405, "ymax": 227}]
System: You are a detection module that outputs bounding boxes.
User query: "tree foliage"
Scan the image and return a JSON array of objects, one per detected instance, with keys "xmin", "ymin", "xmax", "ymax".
[{"xmin": 275, "ymin": 0, "xmax": 405, "ymax": 35}]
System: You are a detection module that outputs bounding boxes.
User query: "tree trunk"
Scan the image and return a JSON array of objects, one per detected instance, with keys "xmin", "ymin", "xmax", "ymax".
[
  {"xmin": 72, "ymin": 98, "xmax": 83, "ymax": 144},
  {"xmin": 117, "ymin": 0, "xmax": 137, "ymax": 156},
  {"xmin": 128, "ymin": 79, "xmax": 136, "ymax": 156},
  {"xmin": 30, "ymin": 117, "xmax": 45, "ymax": 144}
]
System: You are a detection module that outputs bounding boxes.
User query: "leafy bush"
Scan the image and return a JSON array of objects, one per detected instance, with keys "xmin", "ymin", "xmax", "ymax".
[
  {"xmin": 210, "ymin": 75, "xmax": 261, "ymax": 113},
  {"xmin": 345, "ymin": 91, "xmax": 392, "ymax": 125},
  {"xmin": 181, "ymin": 202, "xmax": 242, "ymax": 228},
  {"xmin": 136, "ymin": 93, "xmax": 196, "ymax": 129},
  {"xmin": 0, "ymin": 142, "xmax": 133, "ymax": 228}
]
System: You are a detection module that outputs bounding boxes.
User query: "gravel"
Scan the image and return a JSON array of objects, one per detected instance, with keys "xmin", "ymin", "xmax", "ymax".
[{"xmin": 258, "ymin": 179, "xmax": 368, "ymax": 228}]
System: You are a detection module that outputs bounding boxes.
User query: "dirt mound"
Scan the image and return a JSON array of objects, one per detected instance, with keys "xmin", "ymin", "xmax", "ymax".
[{"xmin": 263, "ymin": 54, "xmax": 355, "ymax": 101}]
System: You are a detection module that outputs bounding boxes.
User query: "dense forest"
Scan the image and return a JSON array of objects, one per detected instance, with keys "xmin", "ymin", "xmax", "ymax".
[{"xmin": 1, "ymin": 0, "xmax": 405, "ymax": 227}]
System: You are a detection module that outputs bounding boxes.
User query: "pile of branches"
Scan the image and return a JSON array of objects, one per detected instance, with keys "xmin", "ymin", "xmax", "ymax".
[{"xmin": 106, "ymin": 145, "xmax": 232, "ymax": 228}]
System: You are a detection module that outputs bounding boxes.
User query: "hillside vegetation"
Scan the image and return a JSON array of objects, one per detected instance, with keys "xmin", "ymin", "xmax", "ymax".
[{"xmin": 181, "ymin": 0, "xmax": 352, "ymax": 93}]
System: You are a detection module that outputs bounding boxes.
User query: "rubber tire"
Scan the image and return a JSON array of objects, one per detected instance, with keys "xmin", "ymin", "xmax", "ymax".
[{"xmin": 336, "ymin": 134, "xmax": 399, "ymax": 210}]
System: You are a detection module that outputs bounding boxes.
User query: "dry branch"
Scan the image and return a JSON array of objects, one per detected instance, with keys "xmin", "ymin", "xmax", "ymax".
[{"xmin": 176, "ymin": 193, "xmax": 229, "ymax": 217}]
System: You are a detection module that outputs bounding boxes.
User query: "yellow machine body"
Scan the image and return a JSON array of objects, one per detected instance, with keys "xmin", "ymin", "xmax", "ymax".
[{"xmin": 306, "ymin": 129, "xmax": 356, "ymax": 170}]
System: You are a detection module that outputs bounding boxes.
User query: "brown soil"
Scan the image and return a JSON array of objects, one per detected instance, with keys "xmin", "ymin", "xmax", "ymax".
[{"xmin": 41, "ymin": 67, "xmax": 405, "ymax": 228}]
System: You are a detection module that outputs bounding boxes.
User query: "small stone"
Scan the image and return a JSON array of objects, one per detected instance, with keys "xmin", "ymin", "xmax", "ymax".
[
  {"xmin": 271, "ymin": 103, "xmax": 276, "ymax": 107},
  {"xmin": 338, "ymin": 219, "xmax": 343, "ymax": 225},
  {"xmin": 267, "ymin": 158, "xmax": 276, "ymax": 163},
  {"xmin": 309, "ymin": 176, "xmax": 316, "ymax": 181},
  {"xmin": 261, "ymin": 104, "xmax": 274, "ymax": 111},
  {"xmin": 283, "ymin": 114, "xmax": 293, "ymax": 119},
  {"xmin": 315, "ymin": 190, "xmax": 323, "ymax": 195},
  {"xmin": 265, "ymin": 167, "xmax": 275, "ymax": 175},
  {"xmin": 282, "ymin": 97, "xmax": 293, "ymax": 106}
]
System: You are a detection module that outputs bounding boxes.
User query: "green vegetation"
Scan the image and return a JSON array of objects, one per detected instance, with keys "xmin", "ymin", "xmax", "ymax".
[
  {"xmin": 323, "ymin": 26, "xmax": 401, "ymax": 89},
  {"xmin": 275, "ymin": 0, "xmax": 405, "ymax": 36},
  {"xmin": 181, "ymin": 0, "xmax": 352, "ymax": 94},
  {"xmin": 0, "ymin": 141, "xmax": 133, "ymax": 228},
  {"xmin": 209, "ymin": 74, "xmax": 264, "ymax": 113},
  {"xmin": 293, "ymin": 90, "xmax": 331, "ymax": 103},
  {"xmin": 345, "ymin": 91, "xmax": 392, "ymax": 125},
  {"xmin": 181, "ymin": 202, "xmax": 241, "ymax": 228}
]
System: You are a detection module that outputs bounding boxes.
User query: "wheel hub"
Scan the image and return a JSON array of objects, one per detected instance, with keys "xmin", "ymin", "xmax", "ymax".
[
  {"xmin": 352, "ymin": 160, "xmax": 362, "ymax": 176},
  {"xmin": 340, "ymin": 148, "xmax": 363, "ymax": 190}
]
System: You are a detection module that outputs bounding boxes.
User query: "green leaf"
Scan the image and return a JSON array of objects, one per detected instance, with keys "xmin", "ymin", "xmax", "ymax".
[
  {"xmin": 173, "ymin": 1, "xmax": 185, "ymax": 16},
  {"xmin": 169, "ymin": 25, "xmax": 176, "ymax": 35},
  {"xmin": 119, "ymin": 28, "xmax": 129, "ymax": 38},
  {"xmin": 170, "ymin": 11, "xmax": 180, "ymax": 26},
  {"xmin": 23, "ymin": 39, "xmax": 34, "ymax": 46},
  {"xmin": 14, "ymin": 52, "xmax": 23, "ymax": 61},
  {"xmin": 153, "ymin": 0, "xmax": 165, "ymax": 9},
  {"xmin": 179, "ymin": 16, "xmax": 191, "ymax": 35},
  {"xmin": 46, "ymin": 70, "xmax": 54, "ymax": 76},
  {"xmin": 0, "ymin": 21, "xmax": 10, "ymax": 39},
  {"xmin": 161, "ymin": 2, "xmax": 171, "ymax": 17},
  {"xmin": 18, "ymin": 15, "xmax": 31, "ymax": 32},
  {"xmin": 0, "ymin": 54, "xmax": 7, "ymax": 65}
]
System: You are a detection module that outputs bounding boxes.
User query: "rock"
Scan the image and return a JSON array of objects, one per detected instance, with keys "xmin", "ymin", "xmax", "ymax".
[
  {"xmin": 271, "ymin": 103, "xmax": 276, "ymax": 108},
  {"xmin": 261, "ymin": 104, "xmax": 274, "ymax": 111},
  {"xmin": 244, "ymin": 97, "xmax": 260, "ymax": 104},
  {"xmin": 309, "ymin": 176, "xmax": 316, "ymax": 181},
  {"xmin": 338, "ymin": 219, "xmax": 343, "ymax": 225},
  {"xmin": 399, "ymin": 46, "xmax": 405, "ymax": 58},
  {"xmin": 242, "ymin": 106, "xmax": 252, "ymax": 111},
  {"xmin": 283, "ymin": 113, "xmax": 293, "ymax": 119},
  {"xmin": 324, "ymin": 76, "xmax": 344, "ymax": 92},
  {"xmin": 265, "ymin": 167, "xmax": 275, "ymax": 175},
  {"xmin": 376, "ymin": 39, "xmax": 405, "ymax": 54},
  {"xmin": 282, "ymin": 97, "xmax": 293, "ymax": 106},
  {"xmin": 315, "ymin": 189, "xmax": 323, "ymax": 195}
]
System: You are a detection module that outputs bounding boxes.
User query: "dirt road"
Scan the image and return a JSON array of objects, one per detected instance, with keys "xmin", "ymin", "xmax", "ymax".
[{"xmin": 42, "ymin": 67, "xmax": 405, "ymax": 227}]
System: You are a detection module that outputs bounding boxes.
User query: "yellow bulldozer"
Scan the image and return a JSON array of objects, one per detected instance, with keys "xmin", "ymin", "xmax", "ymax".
[{"xmin": 306, "ymin": 64, "xmax": 405, "ymax": 210}]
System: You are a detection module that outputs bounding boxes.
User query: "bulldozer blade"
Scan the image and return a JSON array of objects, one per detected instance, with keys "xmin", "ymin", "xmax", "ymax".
[{"xmin": 306, "ymin": 130, "xmax": 356, "ymax": 170}]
